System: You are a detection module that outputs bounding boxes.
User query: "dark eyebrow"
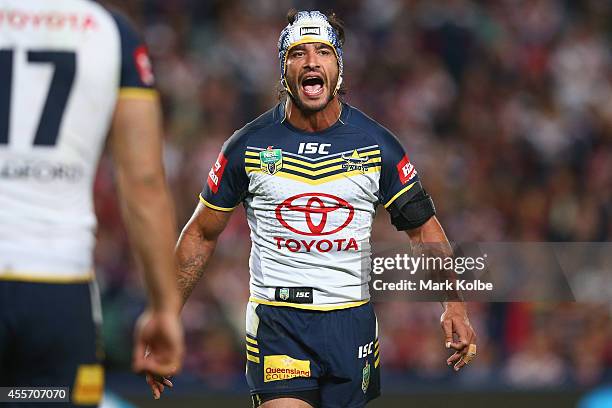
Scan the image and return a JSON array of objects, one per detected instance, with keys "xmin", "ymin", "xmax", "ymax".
[
  {"xmin": 290, "ymin": 43, "xmax": 333, "ymax": 53},
  {"xmin": 314, "ymin": 43, "xmax": 333, "ymax": 51}
]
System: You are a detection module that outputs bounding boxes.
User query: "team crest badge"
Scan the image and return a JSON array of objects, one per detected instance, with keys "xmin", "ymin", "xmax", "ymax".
[
  {"xmin": 279, "ymin": 288, "xmax": 290, "ymax": 301},
  {"xmin": 341, "ymin": 150, "xmax": 369, "ymax": 173},
  {"xmin": 361, "ymin": 360, "xmax": 370, "ymax": 393},
  {"xmin": 260, "ymin": 147, "xmax": 283, "ymax": 175}
]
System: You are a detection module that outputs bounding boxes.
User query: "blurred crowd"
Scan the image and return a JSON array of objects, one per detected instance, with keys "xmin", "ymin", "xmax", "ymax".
[{"xmin": 95, "ymin": 0, "xmax": 611, "ymax": 391}]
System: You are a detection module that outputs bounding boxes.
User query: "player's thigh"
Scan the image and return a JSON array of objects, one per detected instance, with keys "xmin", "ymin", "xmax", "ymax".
[
  {"xmin": 245, "ymin": 303, "xmax": 322, "ymax": 395},
  {"xmin": 320, "ymin": 303, "xmax": 380, "ymax": 408},
  {"xmin": 260, "ymin": 397, "xmax": 314, "ymax": 408}
]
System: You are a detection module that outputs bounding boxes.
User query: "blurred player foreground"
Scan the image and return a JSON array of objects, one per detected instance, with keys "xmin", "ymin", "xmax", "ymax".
[{"xmin": 0, "ymin": 1, "xmax": 184, "ymax": 406}]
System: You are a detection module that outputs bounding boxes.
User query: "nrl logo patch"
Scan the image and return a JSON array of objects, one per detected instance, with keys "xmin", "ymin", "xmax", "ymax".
[
  {"xmin": 260, "ymin": 146, "xmax": 283, "ymax": 175},
  {"xmin": 361, "ymin": 359, "xmax": 370, "ymax": 393},
  {"xmin": 342, "ymin": 150, "xmax": 370, "ymax": 173},
  {"xmin": 279, "ymin": 288, "xmax": 290, "ymax": 301}
]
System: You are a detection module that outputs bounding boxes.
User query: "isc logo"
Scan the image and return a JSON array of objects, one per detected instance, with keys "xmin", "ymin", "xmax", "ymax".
[
  {"xmin": 298, "ymin": 142, "xmax": 331, "ymax": 155},
  {"xmin": 357, "ymin": 341, "xmax": 374, "ymax": 358}
]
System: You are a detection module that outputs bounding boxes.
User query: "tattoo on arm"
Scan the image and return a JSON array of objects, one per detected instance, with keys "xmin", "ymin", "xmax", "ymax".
[
  {"xmin": 177, "ymin": 253, "xmax": 208, "ymax": 304},
  {"xmin": 175, "ymin": 205, "xmax": 230, "ymax": 307}
]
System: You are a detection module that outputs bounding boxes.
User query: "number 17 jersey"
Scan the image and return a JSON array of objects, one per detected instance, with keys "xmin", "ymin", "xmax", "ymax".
[{"xmin": 0, "ymin": 0, "xmax": 155, "ymax": 281}]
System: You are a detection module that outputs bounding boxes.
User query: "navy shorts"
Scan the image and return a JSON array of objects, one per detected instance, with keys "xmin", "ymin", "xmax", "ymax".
[
  {"xmin": 245, "ymin": 301, "xmax": 381, "ymax": 408},
  {"xmin": 0, "ymin": 280, "xmax": 104, "ymax": 407}
]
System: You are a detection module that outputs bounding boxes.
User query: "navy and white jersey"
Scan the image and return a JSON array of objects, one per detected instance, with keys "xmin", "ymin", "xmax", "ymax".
[
  {"xmin": 0, "ymin": 0, "xmax": 156, "ymax": 282},
  {"xmin": 201, "ymin": 103, "xmax": 426, "ymax": 309}
]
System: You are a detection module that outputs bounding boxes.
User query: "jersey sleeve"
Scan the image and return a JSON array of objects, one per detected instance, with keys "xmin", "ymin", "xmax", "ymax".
[
  {"xmin": 378, "ymin": 130, "xmax": 436, "ymax": 230},
  {"xmin": 199, "ymin": 132, "xmax": 249, "ymax": 211},
  {"xmin": 110, "ymin": 11, "xmax": 156, "ymax": 97},
  {"xmin": 378, "ymin": 130, "xmax": 423, "ymax": 208}
]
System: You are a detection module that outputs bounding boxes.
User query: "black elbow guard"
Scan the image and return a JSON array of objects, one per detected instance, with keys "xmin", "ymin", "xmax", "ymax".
[{"xmin": 388, "ymin": 190, "xmax": 436, "ymax": 231}]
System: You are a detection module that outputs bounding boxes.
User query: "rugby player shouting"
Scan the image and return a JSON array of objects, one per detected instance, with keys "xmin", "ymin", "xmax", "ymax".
[{"xmin": 150, "ymin": 10, "xmax": 476, "ymax": 407}]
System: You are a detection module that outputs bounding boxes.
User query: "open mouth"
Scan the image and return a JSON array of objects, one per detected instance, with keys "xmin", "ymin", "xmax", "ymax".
[{"xmin": 301, "ymin": 76, "xmax": 325, "ymax": 97}]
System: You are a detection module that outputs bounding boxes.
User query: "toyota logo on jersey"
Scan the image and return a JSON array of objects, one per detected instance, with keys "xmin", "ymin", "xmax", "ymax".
[
  {"xmin": 274, "ymin": 193, "xmax": 358, "ymax": 253},
  {"xmin": 275, "ymin": 193, "xmax": 354, "ymax": 236}
]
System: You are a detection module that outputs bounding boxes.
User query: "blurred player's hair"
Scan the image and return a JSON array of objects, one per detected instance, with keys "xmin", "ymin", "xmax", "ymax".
[{"xmin": 278, "ymin": 9, "xmax": 347, "ymax": 101}]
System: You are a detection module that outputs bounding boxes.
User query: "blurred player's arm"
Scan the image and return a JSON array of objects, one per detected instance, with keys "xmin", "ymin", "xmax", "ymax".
[
  {"xmin": 107, "ymin": 10, "xmax": 184, "ymax": 394},
  {"xmin": 109, "ymin": 96, "xmax": 180, "ymax": 313},
  {"xmin": 108, "ymin": 10, "xmax": 181, "ymax": 315},
  {"xmin": 108, "ymin": 96, "xmax": 184, "ymax": 376},
  {"xmin": 175, "ymin": 203, "xmax": 233, "ymax": 307},
  {"xmin": 405, "ymin": 216, "xmax": 477, "ymax": 372}
]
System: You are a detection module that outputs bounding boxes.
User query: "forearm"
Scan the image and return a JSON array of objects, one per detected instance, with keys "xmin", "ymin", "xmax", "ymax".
[
  {"xmin": 110, "ymin": 98, "xmax": 181, "ymax": 313},
  {"xmin": 175, "ymin": 224, "xmax": 217, "ymax": 308},
  {"xmin": 118, "ymin": 174, "xmax": 180, "ymax": 313},
  {"xmin": 171, "ymin": 204, "xmax": 231, "ymax": 310},
  {"xmin": 407, "ymin": 217, "xmax": 462, "ymax": 303},
  {"xmin": 408, "ymin": 221, "xmax": 452, "ymax": 258}
]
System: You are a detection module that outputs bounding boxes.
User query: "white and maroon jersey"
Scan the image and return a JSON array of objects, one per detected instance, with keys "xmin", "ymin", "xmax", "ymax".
[
  {"xmin": 0, "ymin": 0, "xmax": 156, "ymax": 282},
  {"xmin": 200, "ymin": 103, "xmax": 425, "ymax": 309}
]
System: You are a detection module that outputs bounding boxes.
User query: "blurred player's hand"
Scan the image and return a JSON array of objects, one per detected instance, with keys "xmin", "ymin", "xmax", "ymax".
[
  {"xmin": 145, "ymin": 370, "xmax": 174, "ymax": 400},
  {"xmin": 132, "ymin": 309, "xmax": 184, "ymax": 399},
  {"xmin": 440, "ymin": 302, "xmax": 477, "ymax": 372}
]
